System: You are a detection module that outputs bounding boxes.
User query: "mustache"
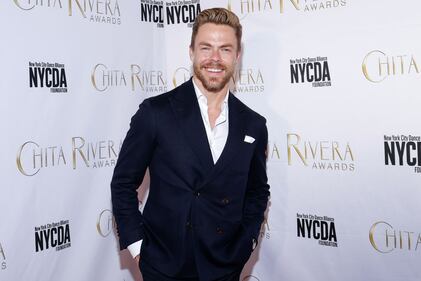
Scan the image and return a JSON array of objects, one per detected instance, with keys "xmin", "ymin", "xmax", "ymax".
[{"xmin": 200, "ymin": 62, "xmax": 226, "ymax": 70}]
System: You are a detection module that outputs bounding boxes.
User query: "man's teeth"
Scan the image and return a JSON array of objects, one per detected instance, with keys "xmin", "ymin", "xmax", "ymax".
[{"xmin": 207, "ymin": 68, "xmax": 222, "ymax": 73}]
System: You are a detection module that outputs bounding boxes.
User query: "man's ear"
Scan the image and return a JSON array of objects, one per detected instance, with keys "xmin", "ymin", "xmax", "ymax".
[
  {"xmin": 236, "ymin": 44, "xmax": 242, "ymax": 61},
  {"xmin": 189, "ymin": 46, "xmax": 194, "ymax": 61}
]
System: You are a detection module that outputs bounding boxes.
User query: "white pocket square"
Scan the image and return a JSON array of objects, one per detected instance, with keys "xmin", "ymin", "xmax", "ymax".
[{"xmin": 244, "ymin": 135, "xmax": 255, "ymax": 143}]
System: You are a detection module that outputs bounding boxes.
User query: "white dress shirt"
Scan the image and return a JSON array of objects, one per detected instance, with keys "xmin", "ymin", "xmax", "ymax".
[{"xmin": 127, "ymin": 80, "xmax": 230, "ymax": 258}]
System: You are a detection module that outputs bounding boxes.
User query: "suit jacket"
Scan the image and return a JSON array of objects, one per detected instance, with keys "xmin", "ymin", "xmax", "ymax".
[{"xmin": 111, "ymin": 78, "xmax": 270, "ymax": 281}]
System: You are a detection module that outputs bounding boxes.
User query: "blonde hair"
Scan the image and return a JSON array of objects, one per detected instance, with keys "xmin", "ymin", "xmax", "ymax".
[{"xmin": 190, "ymin": 8, "xmax": 242, "ymax": 52}]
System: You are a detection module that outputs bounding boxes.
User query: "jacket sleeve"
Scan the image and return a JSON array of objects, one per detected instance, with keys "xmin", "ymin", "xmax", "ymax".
[
  {"xmin": 111, "ymin": 99, "xmax": 156, "ymax": 250},
  {"xmin": 242, "ymin": 120, "xmax": 270, "ymax": 241}
]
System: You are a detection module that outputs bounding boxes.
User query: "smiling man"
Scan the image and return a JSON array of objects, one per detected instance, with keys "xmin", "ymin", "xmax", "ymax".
[{"xmin": 111, "ymin": 7, "xmax": 270, "ymax": 281}]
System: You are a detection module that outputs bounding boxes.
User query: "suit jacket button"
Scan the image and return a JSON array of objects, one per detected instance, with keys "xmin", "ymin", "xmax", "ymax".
[
  {"xmin": 186, "ymin": 221, "xmax": 192, "ymax": 228},
  {"xmin": 195, "ymin": 192, "xmax": 200, "ymax": 197},
  {"xmin": 216, "ymin": 227, "xmax": 224, "ymax": 234},
  {"xmin": 221, "ymin": 198, "xmax": 229, "ymax": 205}
]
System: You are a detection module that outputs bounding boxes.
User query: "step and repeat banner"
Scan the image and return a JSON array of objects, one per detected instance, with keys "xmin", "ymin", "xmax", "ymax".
[{"xmin": 1, "ymin": 0, "xmax": 420, "ymax": 280}]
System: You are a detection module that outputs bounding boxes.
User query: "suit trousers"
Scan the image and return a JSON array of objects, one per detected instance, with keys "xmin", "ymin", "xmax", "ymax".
[{"xmin": 139, "ymin": 227, "xmax": 242, "ymax": 281}]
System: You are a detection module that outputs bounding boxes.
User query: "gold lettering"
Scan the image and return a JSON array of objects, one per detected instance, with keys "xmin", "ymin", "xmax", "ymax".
[
  {"xmin": 362, "ymin": 50, "xmax": 387, "ymax": 83},
  {"xmin": 13, "ymin": 0, "xmax": 36, "ymax": 10},
  {"xmin": 369, "ymin": 221, "xmax": 394, "ymax": 254},
  {"xmin": 16, "ymin": 141, "xmax": 41, "ymax": 176},
  {"xmin": 68, "ymin": 0, "xmax": 87, "ymax": 17},
  {"xmin": 96, "ymin": 209, "xmax": 115, "ymax": 237},
  {"xmin": 271, "ymin": 142, "xmax": 280, "ymax": 159},
  {"xmin": 409, "ymin": 55, "xmax": 419, "ymax": 73},
  {"xmin": 131, "ymin": 64, "xmax": 144, "ymax": 91},
  {"xmin": 280, "ymin": 0, "xmax": 300, "ymax": 13},
  {"xmin": 287, "ymin": 133, "xmax": 307, "ymax": 165},
  {"xmin": 320, "ymin": 141, "xmax": 329, "ymax": 160},
  {"xmin": 332, "ymin": 141, "xmax": 343, "ymax": 161},
  {"xmin": 344, "ymin": 144, "xmax": 354, "ymax": 161},
  {"xmin": 91, "ymin": 63, "xmax": 108, "ymax": 92},
  {"xmin": 72, "ymin": 137, "xmax": 89, "ymax": 169}
]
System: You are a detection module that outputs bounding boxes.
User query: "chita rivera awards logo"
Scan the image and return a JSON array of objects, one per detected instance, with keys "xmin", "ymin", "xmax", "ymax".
[
  {"xmin": 13, "ymin": 0, "xmax": 122, "ymax": 25},
  {"xmin": 231, "ymin": 67, "xmax": 265, "ymax": 94},
  {"xmin": 384, "ymin": 134, "xmax": 421, "ymax": 174},
  {"xmin": 29, "ymin": 61, "xmax": 68, "ymax": 93},
  {"xmin": 35, "ymin": 220, "xmax": 71, "ymax": 253},
  {"xmin": 297, "ymin": 213, "xmax": 338, "ymax": 247},
  {"xmin": 16, "ymin": 137, "xmax": 122, "ymax": 176},
  {"xmin": 228, "ymin": 0, "xmax": 347, "ymax": 17},
  {"xmin": 287, "ymin": 133, "xmax": 355, "ymax": 172},
  {"xmin": 290, "ymin": 56, "xmax": 332, "ymax": 87},
  {"xmin": 362, "ymin": 50, "xmax": 420, "ymax": 83},
  {"xmin": 369, "ymin": 221, "xmax": 421, "ymax": 254},
  {"xmin": 91, "ymin": 63, "xmax": 167, "ymax": 94},
  {"xmin": 139, "ymin": 0, "xmax": 201, "ymax": 28},
  {"xmin": 96, "ymin": 209, "xmax": 116, "ymax": 238}
]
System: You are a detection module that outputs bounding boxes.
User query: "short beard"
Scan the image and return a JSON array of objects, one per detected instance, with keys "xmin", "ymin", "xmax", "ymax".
[{"xmin": 193, "ymin": 62, "xmax": 233, "ymax": 93}]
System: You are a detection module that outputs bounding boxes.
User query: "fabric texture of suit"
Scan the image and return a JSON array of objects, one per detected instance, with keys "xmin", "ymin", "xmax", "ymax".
[{"xmin": 111, "ymin": 78, "xmax": 270, "ymax": 281}]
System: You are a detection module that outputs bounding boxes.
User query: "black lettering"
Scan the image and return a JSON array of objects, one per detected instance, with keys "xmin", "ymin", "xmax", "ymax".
[
  {"xmin": 174, "ymin": 6, "xmax": 182, "ymax": 24},
  {"xmin": 166, "ymin": 6, "xmax": 175, "ymax": 24},
  {"xmin": 305, "ymin": 219, "xmax": 312, "ymax": 238},
  {"xmin": 51, "ymin": 227, "xmax": 57, "ymax": 247},
  {"xmin": 320, "ymin": 221, "xmax": 328, "ymax": 240},
  {"xmin": 45, "ymin": 68, "xmax": 52, "ymax": 87},
  {"xmin": 329, "ymin": 222, "xmax": 337, "ymax": 242},
  {"xmin": 396, "ymin": 142, "xmax": 405, "ymax": 165},
  {"xmin": 29, "ymin": 67, "xmax": 37, "ymax": 87},
  {"xmin": 182, "ymin": 5, "xmax": 189, "ymax": 23},
  {"xmin": 384, "ymin": 142, "xmax": 395, "ymax": 165},
  {"xmin": 322, "ymin": 61, "xmax": 331, "ymax": 81},
  {"xmin": 140, "ymin": 3, "xmax": 148, "ymax": 21},
  {"xmin": 290, "ymin": 64, "xmax": 299, "ymax": 83},
  {"xmin": 298, "ymin": 64, "xmax": 306, "ymax": 83},
  {"xmin": 153, "ymin": 5, "xmax": 159, "ymax": 22},
  {"xmin": 35, "ymin": 232, "xmax": 43, "ymax": 252},
  {"xmin": 42, "ymin": 230, "xmax": 50, "ymax": 250},
  {"xmin": 313, "ymin": 220, "xmax": 320, "ymax": 239},
  {"xmin": 306, "ymin": 63, "xmax": 314, "ymax": 82},
  {"xmin": 37, "ymin": 67, "xmax": 45, "ymax": 87},
  {"xmin": 52, "ymin": 68, "xmax": 59, "ymax": 87},
  {"xmin": 314, "ymin": 62, "xmax": 322, "ymax": 82},
  {"xmin": 407, "ymin": 142, "xmax": 417, "ymax": 166},
  {"xmin": 64, "ymin": 224, "xmax": 71, "ymax": 243},
  {"xmin": 60, "ymin": 68, "xmax": 67, "ymax": 88},
  {"xmin": 297, "ymin": 218, "xmax": 305, "ymax": 237}
]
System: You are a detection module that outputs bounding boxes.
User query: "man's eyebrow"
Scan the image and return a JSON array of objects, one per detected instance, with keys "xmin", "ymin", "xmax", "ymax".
[{"xmin": 197, "ymin": 42, "xmax": 234, "ymax": 48}]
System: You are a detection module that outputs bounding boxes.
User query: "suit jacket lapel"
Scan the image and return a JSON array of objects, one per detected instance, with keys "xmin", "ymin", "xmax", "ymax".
[
  {"xmin": 168, "ymin": 79, "xmax": 214, "ymax": 173},
  {"xmin": 198, "ymin": 93, "xmax": 247, "ymax": 190}
]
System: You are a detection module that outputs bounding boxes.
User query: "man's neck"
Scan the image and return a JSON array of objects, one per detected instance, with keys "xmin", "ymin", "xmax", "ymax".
[{"xmin": 193, "ymin": 76, "xmax": 229, "ymax": 109}]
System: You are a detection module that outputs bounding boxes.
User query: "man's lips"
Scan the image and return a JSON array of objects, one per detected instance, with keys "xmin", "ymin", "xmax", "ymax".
[{"xmin": 202, "ymin": 64, "xmax": 225, "ymax": 74}]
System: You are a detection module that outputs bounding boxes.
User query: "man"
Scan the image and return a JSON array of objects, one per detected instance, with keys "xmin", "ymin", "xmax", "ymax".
[{"xmin": 111, "ymin": 7, "xmax": 270, "ymax": 281}]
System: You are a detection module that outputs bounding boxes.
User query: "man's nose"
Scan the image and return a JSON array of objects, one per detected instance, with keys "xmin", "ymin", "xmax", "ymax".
[{"xmin": 210, "ymin": 49, "xmax": 221, "ymax": 61}]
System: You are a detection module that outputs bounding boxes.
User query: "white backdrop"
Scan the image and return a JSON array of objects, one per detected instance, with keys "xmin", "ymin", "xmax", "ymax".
[{"xmin": 1, "ymin": 0, "xmax": 421, "ymax": 280}]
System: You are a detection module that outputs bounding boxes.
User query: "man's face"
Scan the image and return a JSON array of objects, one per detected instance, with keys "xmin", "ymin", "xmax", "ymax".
[{"xmin": 190, "ymin": 23, "xmax": 240, "ymax": 93}]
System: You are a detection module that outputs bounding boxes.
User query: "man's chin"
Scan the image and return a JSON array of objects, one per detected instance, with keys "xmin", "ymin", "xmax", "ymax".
[{"xmin": 203, "ymin": 81, "xmax": 226, "ymax": 93}]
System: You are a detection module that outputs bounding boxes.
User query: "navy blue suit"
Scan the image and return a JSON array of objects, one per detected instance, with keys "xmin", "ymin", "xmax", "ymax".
[{"xmin": 111, "ymin": 78, "xmax": 270, "ymax": 281}]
